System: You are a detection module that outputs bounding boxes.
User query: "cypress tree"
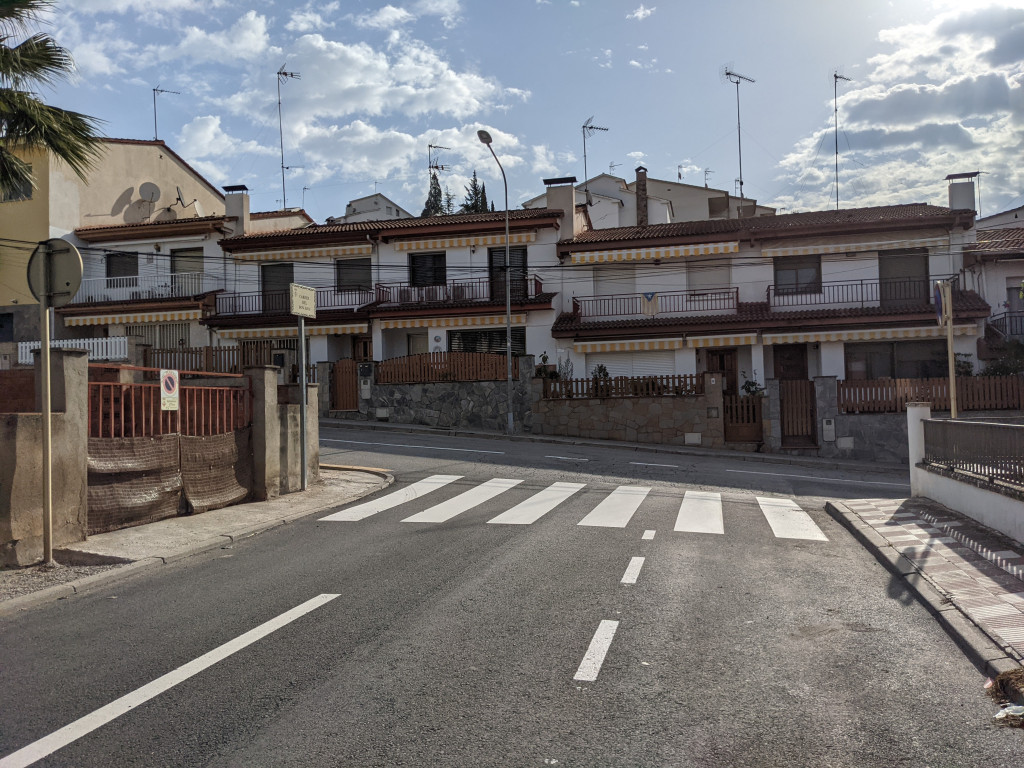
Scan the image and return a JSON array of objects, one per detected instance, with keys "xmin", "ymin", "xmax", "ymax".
[{"xmin": 421, "ymin": 171, "xmax": 443, "ymax": 216}]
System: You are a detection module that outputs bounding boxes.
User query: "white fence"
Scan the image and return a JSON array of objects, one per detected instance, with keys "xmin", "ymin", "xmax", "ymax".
[
  {"xmin": 71, "ymin": 272, "xmax": 222, "ymax": 305},
  {"xmin": 18, "ymin": 337, "xmax": 129, "ymax": 365}
]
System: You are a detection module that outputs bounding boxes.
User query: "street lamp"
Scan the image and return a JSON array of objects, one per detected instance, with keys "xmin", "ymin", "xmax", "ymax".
[{"xmin": 477, "ymin": 129, "xmax": 515, "ymax": 436}]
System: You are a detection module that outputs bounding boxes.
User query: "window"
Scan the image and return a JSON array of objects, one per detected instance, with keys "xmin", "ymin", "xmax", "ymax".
[
  {"xmin": 170, "ymin": 248, "xmax": 204, "ymax": 295},
  {"xmin": 774, "ymin": 255, "xmax": 821, "ymax": 295},
  {"xmin": 0, "ymin": 313, "xmax": 13, "ymax": 343},
  {"xmin": 488, "ymin": 246, "xmax": 528, "ymax": 299},
  {"xmin": 447, "ymin": 327, "xmax": 525, "ymax": 355},
  {"xmin": 105, "ymin": 252, "xmax": 138, "ymax": 287},
  {"xmin": 0, "ymin": 167, "xmax": 32, "ymax": 202},
  {"xmin": 844, "ymin": 340, "xmax": 946, "ymax": 380},
  {"xmin": 126, "ymin": 322, "xmax": 190, "ymax": 349},
  {"xmin": 335, "ymin": 258, "xmax": 372, "ymax": 291},
  {"xmin": 409, "ymin": 252, "xmax": 446, "ymax": 287}
]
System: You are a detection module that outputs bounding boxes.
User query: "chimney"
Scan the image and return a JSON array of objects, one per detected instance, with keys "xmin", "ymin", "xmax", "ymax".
[
  {"xmin": 945, "ymin": 172, "xmax": 978, "ymax": 212},
  {"xmin": 223, "ymin": 184, "xmax": 250, "ymax": 236},
  {"xmin": 543, "ymin": 176, "xmax": 578, "ymax": 239},
  {"xmin": 635, "ymin": 166, "xmax": 648, "ymax": 227}
]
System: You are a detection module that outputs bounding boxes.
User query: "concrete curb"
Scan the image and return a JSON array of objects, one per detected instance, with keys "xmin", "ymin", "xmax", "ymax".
[{"xmin": 825, "ymin": 500, "xmax": 1024, "ymax": 700}]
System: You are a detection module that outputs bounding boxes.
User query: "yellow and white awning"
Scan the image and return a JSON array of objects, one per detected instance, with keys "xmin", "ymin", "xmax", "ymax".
[
  {"xmin": 234, "ymin": 244, "xmax": 373, "ymax": 262},
  {"xmin": 573, "ymin": 338, "xmax": 684, "ymax": 354},
  {"xmin": 393, "ymin": 232, "xmax": 536, "ymax": 252},
  {"xmin": 217, "ymin": 323, "xmax": 368, "ymax": 340},
  {"xmin": 686, "ymin": 333, "xmax": 759, "ymax": 349},
  {"xmin": 762, "ymin": 237, "xmax": 947, "ymax": 258},
  {"xmin": 571, "ymin": 241, "xmax": 739, "ymax": 265},
  {"xmin": 762, "ymin": 325, "xmax": 978, "ymax": 344},
  {"xmin": 65, "ymin": 309, "xmax": 201, "ymax": 327},
  {"xmin": 380, "ymin": 314, "xmax": 526, "ymax": 330}
]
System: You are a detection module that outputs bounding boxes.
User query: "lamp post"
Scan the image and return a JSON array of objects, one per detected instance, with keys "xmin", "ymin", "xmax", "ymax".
[{"xmin": 477, "ymin": 129, "xmax": 515, "ymax": 436}]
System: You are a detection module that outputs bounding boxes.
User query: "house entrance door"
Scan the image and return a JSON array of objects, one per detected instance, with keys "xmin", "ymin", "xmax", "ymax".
[{"xmin": 705, "ymin": 349, "xmax": 738, "ymax": 394}]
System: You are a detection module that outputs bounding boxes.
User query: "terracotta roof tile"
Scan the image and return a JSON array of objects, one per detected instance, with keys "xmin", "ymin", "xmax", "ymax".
[{"xmin": 970, "ymin": 227, "xmax": 1024, "ymax": 254}]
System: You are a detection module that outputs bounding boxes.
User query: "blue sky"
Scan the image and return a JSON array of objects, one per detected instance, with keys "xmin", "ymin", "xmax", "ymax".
[{"xmin": 35, "ymin": 0, "xmax": 1024, "ymax": 222}]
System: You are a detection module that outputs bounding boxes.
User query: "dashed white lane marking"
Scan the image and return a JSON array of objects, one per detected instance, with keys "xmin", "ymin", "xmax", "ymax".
[
  {"xmin": 574, "ymin": 620, "xmax": 620, "ymax": 682},
  {"xmin": 402, "ymin": 478, "xmax": 522, "ymax": 523},
  {"xmin": 756, "ymin": 496, "xmax": 829, "ymax": 541},
  {"xmin": 0, "ymin": 594, "xmax": 340, "ymax": 768},
  {"xmin": 321, "ymin": 438, "xmax": 504, "ymax": 455},
  {"xmin": 726, "ymin": 469, "xmax": 909, "ymax": 487},
  {"xmin": 577, "ymin": 486, "xmax": 652, "ymax": 528},
  {"xmin": 545, "ymin": 455, "xmax": 590, "ymax": 462},
  {"xmin": 629, "ymin": 462, "xmax": 678, "ymax": 468},
  {"xmin": 675, "ymin": 490, "xmax": 725, "ymax": 534},
  {"xmin": 621, "ymin": 557, "xmax": 645, "ymax": 584},
  {"xmin": 488, "ymin": 482, "xmax": 587, "ymax": 525},
  {"xmin": 642, "ymin": 530, "xmax": 656, "ymax": 540},
  {"xmin": 320, "ymin": 475, "xmax": 462, "ymax": 521}
]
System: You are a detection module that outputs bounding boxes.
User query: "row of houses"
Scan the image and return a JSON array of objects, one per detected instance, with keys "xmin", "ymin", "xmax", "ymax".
[{"xmin": 1, "ymin": 139, "xmax": 1022, "ymax": 406}]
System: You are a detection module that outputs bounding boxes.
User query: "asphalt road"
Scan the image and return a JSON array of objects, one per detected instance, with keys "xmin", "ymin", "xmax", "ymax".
[{"xmin": 1, "ymin": 427, "xmax": 1021, "ymax": 767}]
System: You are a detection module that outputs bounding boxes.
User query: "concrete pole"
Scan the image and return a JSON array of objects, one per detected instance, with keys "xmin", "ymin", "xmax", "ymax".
[
  {"xmin": 906, "ymin": 401, "xmax": 931, "ymax": 495},
  {"xmin": 298, "ymin": 316, "xmax": 307, "ymax": 490},
  {"xmin": 40, "ymin": 291, "xmax": 54, "ymax": 566}
]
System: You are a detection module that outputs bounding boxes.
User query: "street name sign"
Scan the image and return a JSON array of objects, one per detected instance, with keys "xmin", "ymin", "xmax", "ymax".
[{"xmin": 290, "ymin": 283, "xmax": 316, "ymax": 318}]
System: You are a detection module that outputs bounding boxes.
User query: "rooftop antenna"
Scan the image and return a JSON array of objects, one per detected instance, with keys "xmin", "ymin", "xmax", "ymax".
[
  {"xmin": 722, "ymin": 67, "xmax": 755, "ymax": 200},
  {"xmin": 152, "ymin": 85, "xmax": 180, "ymax": 141},
  {"xmin": 277, "ymin": 64, "xmax": 301, "ymax": 210},
  {"xmin": 833, "ymin": 71, "xmax": 852, "ymax": 210},
  {"xmin": 610, "ymin": 161, "xmax": 621, "ymax": 175},
  {"xmin": 677, "ymin": 164, "xmax": 684, "ymax": 182},
  {"xmin": 704, "ymin": 168, "xmax": 713, "ymax": 188},
  {"xmin": 302, "ymin": 185, "xmax": 310, "ymax": 209},
  {"xmin": 581, "ymin": 116, "xmax": 609, "ymax": 201},
  {"xmin": 428, "ymin": 143, "xmax": 451, "ymax": 177}
]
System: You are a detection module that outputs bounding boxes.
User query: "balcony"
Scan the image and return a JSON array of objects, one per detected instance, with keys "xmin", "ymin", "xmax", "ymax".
[
  {"xmin": 215, "ymin": 287, "xmax": 375, "ymax": 317},
  {"xmin": 571, "ymin": 288, "xmax": 739, "ymax": 320},
  {"xmin": 374, "ymin": 275, "xmax": 545, "ymax": 307},
  {"xmin": 767, "ymin": 275, "xmax": 956, "ymax": 312},
  {"xmin": 71, "ymin": 272, "xmax": 223, "ymax": 305},
  {"xmin": 18, "ymin": 337, "xmax": 129, "ymax": 365},
  {"xmin": 989, "ymin": 311, "xmax": 1024, "ymax": 340}
]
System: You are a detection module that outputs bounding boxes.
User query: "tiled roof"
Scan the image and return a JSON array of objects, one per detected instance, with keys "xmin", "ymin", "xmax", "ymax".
[
  {"xmin": 970, "ymin": 227, "xmax": 1024, "ymax": 254},
  {"xmin": 564, "ymin": 204, "xmax": 970, "ymax": 245},
  {"xmin": 75, "ymin": 215, "xmax": 228, "ymax": 235}
]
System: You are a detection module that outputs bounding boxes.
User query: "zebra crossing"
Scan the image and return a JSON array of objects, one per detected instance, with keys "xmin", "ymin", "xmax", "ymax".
[{"xmin": 319, "ymin": 475, "xmax": 830, "ymax": 541}]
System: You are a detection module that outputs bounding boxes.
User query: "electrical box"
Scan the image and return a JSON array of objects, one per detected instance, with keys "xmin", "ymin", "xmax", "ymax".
[{"xmin": 822, "ymin": 418, "xmax": 836, "ymax": 443}]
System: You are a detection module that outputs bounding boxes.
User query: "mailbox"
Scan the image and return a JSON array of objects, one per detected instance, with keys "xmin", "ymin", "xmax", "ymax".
[{"xmin": 822, "ymin": 418, "xmax": 836, "ymax": 443}]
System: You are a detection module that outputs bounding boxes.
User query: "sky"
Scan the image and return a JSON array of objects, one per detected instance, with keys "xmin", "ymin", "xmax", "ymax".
[{"xmin": 29, "ymin": 0, "xmax": 1024, "ymax": 224}]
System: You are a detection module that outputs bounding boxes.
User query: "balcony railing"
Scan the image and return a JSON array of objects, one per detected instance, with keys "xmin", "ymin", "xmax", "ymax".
[
  {"xmin": 18, "ymin": 337, "xmax": 129, "ymax": 365},
  {"xmin": 767, "ymin": 275, "xmax": 957, "ymax": 311},
  {"xmin": 989, "ymin": 311, "xmax": 1024, "ymax": 340},
  {"xmin": 71, "ymin": 272, "xmax": 222, "ymax": 305},
  {"xmin": 374, "ymin": 275, "xmax": 543, "ymax": 306},
  {"xmin": 215, "ymin": 287, "xmax": 375, "ymax": 316},
  {"xmin": 572, "ymin": 288, "xmax": 739, "ymax": 320}
]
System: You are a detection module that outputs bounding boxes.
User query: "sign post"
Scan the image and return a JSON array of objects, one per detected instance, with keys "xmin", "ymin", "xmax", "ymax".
[
  {"xmin": 26, "ymin": 239, "xmax": 83, "ymax": 566},
  {"xmin": 290, "ymin": 284, "xmax": 316, "ymax": 490},
  {"xmin": 935, "ymin": 280, "xmax": 957, "ymax": 419},
  {"xmin": 160, "ymin": 369, "xmax": 180, "ymax": 411}
]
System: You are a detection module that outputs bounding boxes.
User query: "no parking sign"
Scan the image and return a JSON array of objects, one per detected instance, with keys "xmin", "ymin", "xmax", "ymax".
[{"xmin": 160, "ymin": 369, "xmax": 179, "ymax": 411}]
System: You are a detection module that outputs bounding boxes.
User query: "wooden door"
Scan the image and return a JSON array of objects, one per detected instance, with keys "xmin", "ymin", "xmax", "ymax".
[
  {"xmin": 774, "ymin": 344, "xmax": 808, "ymax": 380},
  {"xmin": 706, "ymin": 349, "xmax": 738, "ymax": 394},
  {"xmin": 331, "ymin": 359, "xmax": 359, "ymax": 411},
  {"xmin": 779, "ymin": 379, "xmax": 817, "ymax": 446}
]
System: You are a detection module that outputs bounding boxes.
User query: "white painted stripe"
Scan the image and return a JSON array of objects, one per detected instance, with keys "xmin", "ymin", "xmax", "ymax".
[
  {"xmin": 488, "ymin": 482, "xmax": 586, "ymax": 525},
  {"xmin": 0, "ymin": 594, "xmax": 339, "ymax": 768},
  {"xmin": 403, "ymin": 478, "xmax": 522, "ymax": 523},
  {"xmin": 321, "ymin": 438, "xmax": 505, "ymax": 455},
  {"xmin": 726, "ymin": 469, "xmax": 909, "ymax": 488},
  {"xmin": 621, "ymin": 557, "xmax": 645, "ymax": 584},
  {"xmin": 574, "ymin": 620, "xmax": 620, "ymax": 682},
  {"xmin": 675, "ymin": 490, "xmax": 725, "ymax": 534},
  {"xmin": 577, "ymin": 486, "xmax": 651, "ymax": 528},
  {"xmin": 629, "ymin": 462, "xmax": 678, "ymax": 468},
  {"xmin": 756, "ymin": 497, "xmax": 829, "ymax": 541},
  {"xmin": 545, "ymin": 455, "xmax": 590, "ymax": 462},
  {"xmin": 642, "ymin": 530, "xmax": 656, "ymax": 540},
  {"xmin": 319, "ymin": 475, "xmax": 462, "ymax": 521}
]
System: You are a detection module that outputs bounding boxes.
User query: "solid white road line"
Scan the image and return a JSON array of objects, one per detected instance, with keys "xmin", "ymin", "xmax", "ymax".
[
  {"xmin": 726, "ymin": 468, "xmax": 910, "ymax": 487},
  {"xmin": 545, "ymin": 455, "xmax": 590, "ymax": 461},
  {"xmin": 319, "ymin": 475, "xmax": 462, "ymax": 521},
  {"xmin": 577, "ymin": 486, "xmax": 651, "ymax": 528},
  {"xmin": 756, "ymin": 496, "xmax": 829, "ymax": 541},
  {"xmin": 487, "ymin": 482, "xmax": 587, "ymax": 525},
  {"xmin": 574, "ymin": 620, "xmax": 620, "ymax": 682},
  {"xmin": 321, "ymin": 438, "xmax": 505, "ymax": 455},
  {"xmin": 620, "ymin": 557, "xmax": 645, "ymax": 584},
  {"xmin": 0, "ymin": 594, "xmax": 339, "ymax": 768},
  {"xmin": 629, "ymin": 462, "xmax": 678, "ymax": 468},
  {"xmin": 675, "ymin": 490, "xmax": 725, "ymax": 534},
  {"xmin": 402, "ymin": 478, "xmax": 523, "ymax": 523},
  {"xmin": 642, "ymin": 530, "xmax": 656, "ymax": 540}
]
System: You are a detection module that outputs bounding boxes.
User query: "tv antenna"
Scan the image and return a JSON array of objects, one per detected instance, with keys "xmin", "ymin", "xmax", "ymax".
[
  {"xmin": 428, "ymin": 144, "xmax": 451, "ymax": 174},
  {"xmin": 277, "ymin": 64, "xmax": 301, "ymax": 209},
  {"xmin": 722, "ymin": 67, "xmax": 755, "ymax": 200},
  {"xmin": 833, "ymin": 71, "xmax": 852, "ymax": 210},
  {"xmin": 581, "ymin": 116, "xmax": 609, "ymax": 201},
  {"xmin": 609, "ymin": 161, "xmax": 621, "ymax": 175},
  {"xmin": 704, "ymin": 168, "xmax": 713, "ymax": 188},
  {"xmin": 152, "ymin": 85, "xmax": 180, "ymax": 141},
  {"xmin": 677, "ymin": 164, "xmax": 684, "ymax": 182}
]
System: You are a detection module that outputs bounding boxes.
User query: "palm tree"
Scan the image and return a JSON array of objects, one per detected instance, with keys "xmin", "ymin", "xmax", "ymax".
[{"xmin": 0, "ymin": 0, "xmax": 103, "ymax": 199}]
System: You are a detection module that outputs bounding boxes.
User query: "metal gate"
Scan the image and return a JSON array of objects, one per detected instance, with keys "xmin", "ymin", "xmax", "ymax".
[
  {"xmin": 779, "ymin": 380, "xmax": 817, "ymax": 446},
  {"xmin": 724, "ymin": 395, "xmax": 763, "ymax": 442},
  {"xmin": 331, "ymin": 359, "xmax": 359, "ymax": 411}
]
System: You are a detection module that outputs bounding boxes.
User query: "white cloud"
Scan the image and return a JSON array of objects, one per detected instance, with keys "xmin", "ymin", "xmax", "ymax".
[
  {"xmin": 287, "ymin": 3, "xmax": 339, "ymax": 33},
  {"xmin": 595, "ymin": 49, "xmax": 613, "ymax": 69},
  {"xmin": 176, "ymin": 116, "xmax": 276, "ymax": 159},
  {"xmin": 415, "ymin": 0, "xmax": 463, "ymax": 28},
  {"xmin": 353, "ymin": 5, "xmax": 416, "ymax": 30},
  {"xmin": 626, "ymin": 4, "xmax": 656, "ymax": 21},
  {"xmin": 143, "ymin": 11, "xmax": 276, "ymax": 65}
]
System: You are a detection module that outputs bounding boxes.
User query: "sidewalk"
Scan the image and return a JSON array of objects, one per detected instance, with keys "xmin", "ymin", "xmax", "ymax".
[{"xmin": 0, "ymin": 467, "xmax": 392, "ymax": 617}]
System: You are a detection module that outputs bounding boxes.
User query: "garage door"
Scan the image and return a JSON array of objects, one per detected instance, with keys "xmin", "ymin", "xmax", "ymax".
[{"xmin": 585, "ymin": 351, "xmax": 675, "ymax": 378}]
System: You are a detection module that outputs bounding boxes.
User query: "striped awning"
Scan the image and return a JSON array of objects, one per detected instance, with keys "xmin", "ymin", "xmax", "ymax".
[
  {"xmin": 686, "ymin": 333, "xmax": 759, "ymax": 349},
  {"xmin": 393, "ymin": 232, "xmax": 536, "ymax": 252},
  {"xmin": 380, "ymin": 314, "xmax": 526, "ymax": 330},
  {"xmin": 217, "ymin": 323, "xmax": 368, "ymax": 339},
  {"xmin": 234, "ymin": 244, "xmax": 373, "ymax": 262},
  {"xmin": 762, "ymin": 237, "xmax": 947, "ymax": 258},
  {"xmin": 571, "ymin": 241, "xmax": 739, "ymax": 265},
  {"xmin": 573, "ymin": 338, "xmax": 684, "ymax": 353},
  {"xmin": 762, "ymin": 325, "xmax": 978, "ymax": 344},
  {"xmin": 65, "ymin": 309, "xmax": 201, "ymax": 327}
]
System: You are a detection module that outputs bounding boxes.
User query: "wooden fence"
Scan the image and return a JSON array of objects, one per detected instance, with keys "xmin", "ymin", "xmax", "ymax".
[
  {"xmin": 376, "ymin": 352, "xmax": 517, "ymax": 384},
  {"xmin": 543, "ymin": 374, "xmax": 703, "ymax": 399},
  {"xmin": 144, "ymin": 346, "xmax": 271, "ymax": 375},
  {"xmin": 838, "ymin": 376, "xmax": 1024, "ymax": 413}
]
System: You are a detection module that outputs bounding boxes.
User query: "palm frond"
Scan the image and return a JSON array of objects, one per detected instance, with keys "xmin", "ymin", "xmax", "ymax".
[
  {"xmin": 1, "ymin": 88, "xmax": 105, "ymax": 180},
  {"xmin": 0, "ymin": 1, "xmax": 55, "ymax": 38},
  {"xmin": 0, "ymin": 33, "xmax": 74, "ymax": 90}
]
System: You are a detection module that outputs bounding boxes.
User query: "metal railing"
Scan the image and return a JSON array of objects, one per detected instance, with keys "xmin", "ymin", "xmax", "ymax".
[
  {"xmin": 88, "ymin": 381, "xmax": 251, "ymax": 438},
  {"xmin": 989, "ymin": 311, "xmax": 1024, "ymax": 340},
  {"xmin": 543, "ymin": 374, "xmax": 703, "ymax": 399},
  {"xmin": 923, "ymin": 419, "xmax": 1024, "ymax": 491},
  {"xmin": 18, "ymin": 337, "xmax": 129, "ymax": 365},
  {"xmin": 768, "ymin": 275, "xmax": 956, "ymax": 310},
  {"xmin": 215, "ymin": 287, "xmax": 375, "ymax": 316},
  {"xmin": 71, "ymin": 272, "xmax": 222, "ymax": 305},
  {"xmin": 572, "ymin": 288, "xmax": 738, "ymax": 319},
  {"xmin": 374, "ymin": 275, "xmax": 543, "ymax": 306}
]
